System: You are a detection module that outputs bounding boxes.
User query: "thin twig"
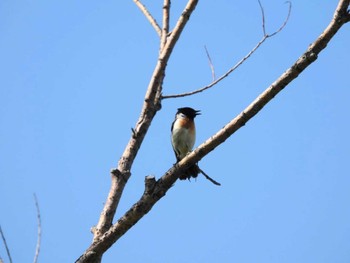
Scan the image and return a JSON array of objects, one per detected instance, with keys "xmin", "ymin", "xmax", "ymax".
[
  {"xmin": 269, "ymin": 1, "xmax": 292, "ymax": 37},
  {"xmin": 133, "ymin": 0, "xmax": 162, "ymax": 37},
  {"xmin": 161, "ymin": 0, "xmax": 171, "ymax": 50},
  {"xmin": 162, "ymin": 1, "xmax": 292, "ymax": 99},
  {"xmin": 204, "ymin": 45, "xmax": 216, "ymax": 81},
  {"xmin": 162, "ymin": 36, "xmax": 267, "ymax": 99},
  {"xmin": 33, "ymin": 193, "xmax": 42, "ymax": 263},
  {"xmin": 258, "ymin": 0, "xmax": 266, "ymax": 35},
  {"xmin": 259, "ymin": 0, "xmax": 292, "ymax": 37},
  {"xmin": 0, "ymin": 226, "xmax": 12, "ymax": 263}
]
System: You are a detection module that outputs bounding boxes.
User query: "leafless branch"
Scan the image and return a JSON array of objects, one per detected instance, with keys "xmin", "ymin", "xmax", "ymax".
[
  {"xmin": 133, "ymin": 0, "xmax": 162, "ymax": 37},
  {"xmin": 76, "ymin": 2, "xmax": 350, "ymax": 260},
  {"xmin": 0, "ymin": 226, "xmax": 12, "ymax": 263},
  {"xmin": 162, "ymin": 36, "xmax": 267, "ymax": 99},
  {"xmin": 258, "ymin": 0, "xmax": 292, "ymax": 37},
  {"xmin": 161, "ymin": 0, "xmax": 171, "ymax": 50},
  {"xmin": 33, "ymin": 193, "xmax": 42, "ymax": 263},
  {"xmin": 162, "ymin": 1, "xmax": 292, "ymax": 99},
  {"xmin": 204, "ymin": 45, "xmax": 216, "ymax": 81},
  {"xmin": 258, "ymin": 0, "xmax": 266, "ymax": 35},
  {"xmin": 80, "ymin": 1, "xmax": 199, "ymax": 262},
  {"xmin": 268, "ymin": 1, "xmax": 292, "ymax": 37}
]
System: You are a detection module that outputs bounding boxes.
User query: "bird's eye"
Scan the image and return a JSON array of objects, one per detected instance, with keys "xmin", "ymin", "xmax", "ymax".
[{"xmin": 179, "ymin": 113, "xmax": 186, "ymax": 118}]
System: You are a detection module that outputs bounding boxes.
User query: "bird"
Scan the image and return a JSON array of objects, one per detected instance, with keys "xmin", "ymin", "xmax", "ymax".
[{"xmin": 171, "ymin": 107, "xmax": 201, "ymax": 180}]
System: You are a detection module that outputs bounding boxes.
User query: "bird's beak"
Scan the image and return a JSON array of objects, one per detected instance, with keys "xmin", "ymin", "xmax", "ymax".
[{"xmin": 195, "ymin": 110, "xmax": 201, "ymax": 116}]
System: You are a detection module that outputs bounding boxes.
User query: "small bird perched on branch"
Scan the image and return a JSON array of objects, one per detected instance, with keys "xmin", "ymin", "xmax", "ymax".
[
  {"xmin": 171, "ymin": 107, "xmax": 200, "ymax": 180},
  {"xmin": 171, "ymin": 107, "xmax": 221, "ymax": 185}
]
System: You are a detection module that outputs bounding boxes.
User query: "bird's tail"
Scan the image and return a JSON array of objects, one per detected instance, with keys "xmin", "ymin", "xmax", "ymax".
[{"xmin": 179, "ymin": 164, "xmax": 221, "ymax": 186}]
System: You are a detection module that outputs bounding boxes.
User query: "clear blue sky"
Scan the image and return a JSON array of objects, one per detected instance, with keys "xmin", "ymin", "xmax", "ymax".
[{"xmin": 1, "ymin": 1, "xmax": 350, "ymax": 262}]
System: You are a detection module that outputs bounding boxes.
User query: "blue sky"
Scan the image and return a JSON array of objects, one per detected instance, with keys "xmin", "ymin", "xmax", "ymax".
[{"xmin": 1, "ymin": 1, "xmax": 350, "ymax": 262}]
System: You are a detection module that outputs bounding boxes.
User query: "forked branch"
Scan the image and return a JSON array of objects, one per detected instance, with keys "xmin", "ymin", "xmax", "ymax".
[
  {"xmin": 162, "ymin": 1, "xmax": 292, "ymax": 99},
  {"xmin": 81, "ymin": 1, "xmax": 199, "ymax": 262}
]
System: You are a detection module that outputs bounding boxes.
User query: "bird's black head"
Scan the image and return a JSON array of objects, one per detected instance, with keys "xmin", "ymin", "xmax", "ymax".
[{"xmin": 177, "ymin": 107, "xmax": 201, "ymax": 120}]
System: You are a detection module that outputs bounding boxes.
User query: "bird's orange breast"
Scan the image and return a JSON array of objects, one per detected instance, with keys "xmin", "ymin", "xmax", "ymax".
[{"xmin": 177, "ymin": 117, "xmax": 195, "ymax": 132}]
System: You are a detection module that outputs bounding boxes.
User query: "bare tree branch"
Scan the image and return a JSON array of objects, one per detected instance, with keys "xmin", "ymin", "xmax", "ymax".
[
  {"xmin": 82, "ymin": 1, "xmax": 199, "ymax": 262},
  {"xmin": 33, "ymin": 193, "xmax": 41, "ymax": 263},
  {"xmin": 161, "ymin": 0, "xmax": 171, "ymax": 50},
  {"xmin": 258, "ymin": 0, "xmax": 267, "ymax": 36},
  {"xmin": 268, "ymin": 1, "xmax": 292, "ymax": 37},
  {"xmin": 162, "ymin": 35, "xmax": 268, "ymax": 99},
  {"xmin": 133, "ymin": 0, "xmax": 162, "ymax": 37},
  {"xmin": 76, "ymin": 1, "xmax": 350, "ymax": 262},
  {"xmin": 0, "ymin": 226, "xmax": 12, "ymax": 263},
  {"xmin": 162, "ymin": 1, "xmax": 292, "ymax": 99},
  {"xmin": 204, "ymin": 45, "xmax": 216, "ymax": 81}
]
